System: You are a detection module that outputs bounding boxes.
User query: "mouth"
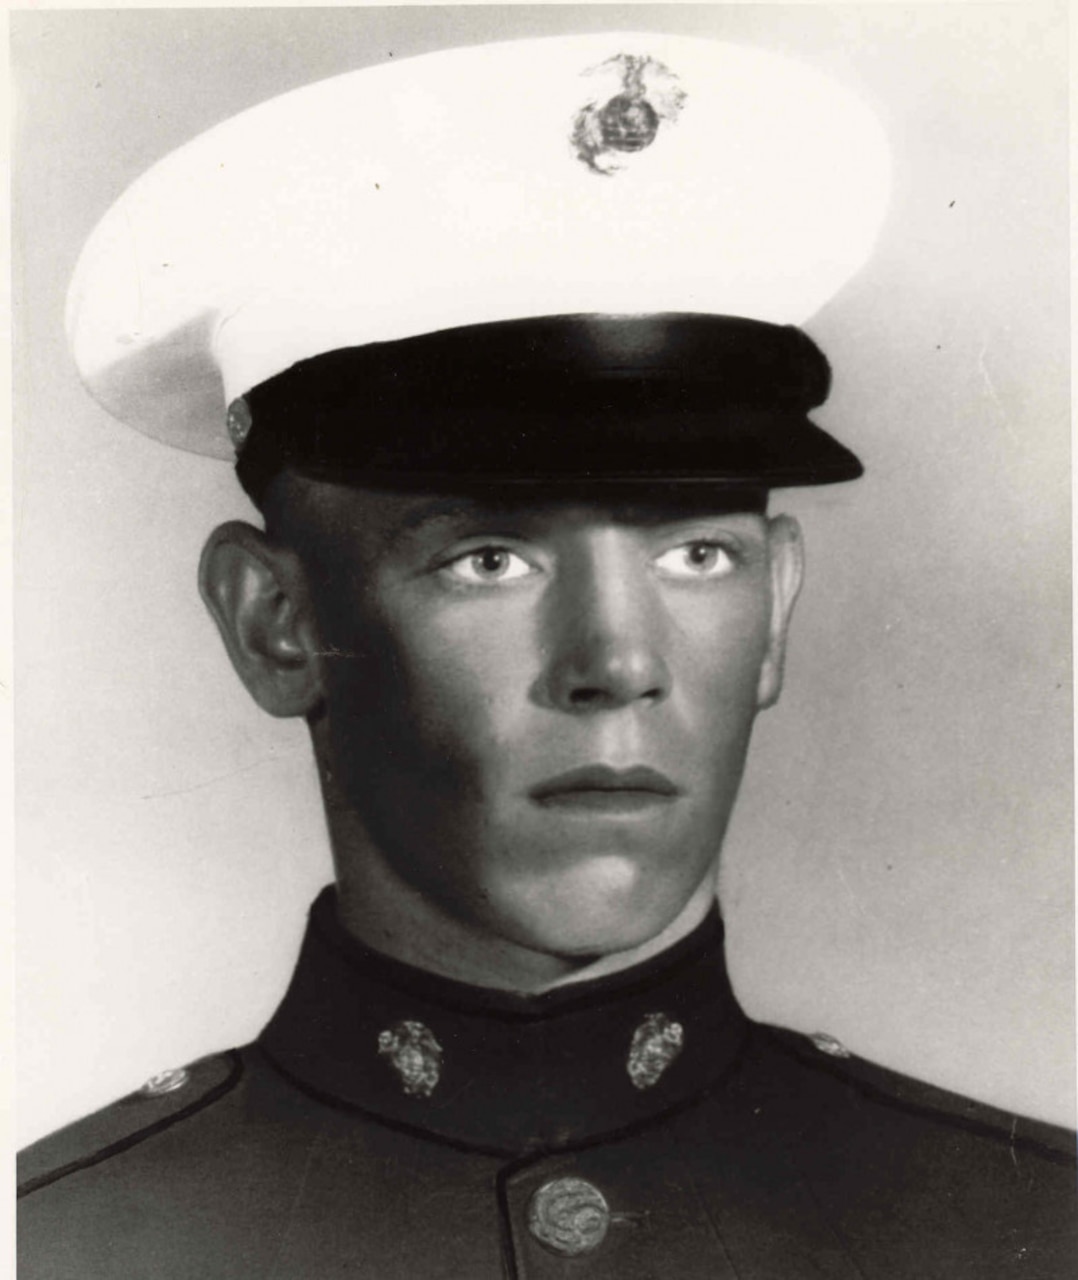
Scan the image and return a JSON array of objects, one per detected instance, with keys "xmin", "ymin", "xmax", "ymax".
[{"xmin": 529, "ymin": 765, "xmax": 681, "ymax": 813}]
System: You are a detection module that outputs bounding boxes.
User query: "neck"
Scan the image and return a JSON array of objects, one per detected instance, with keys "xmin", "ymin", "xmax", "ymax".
[{"xmin": 320, "ymin": 766, "xmax": 719, "ymax": 995}]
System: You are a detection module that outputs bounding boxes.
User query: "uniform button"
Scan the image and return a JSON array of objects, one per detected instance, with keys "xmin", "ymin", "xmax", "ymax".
[
  {"xmin": 139, "ymin": 1066, "xmax": 190, "ymax": 1097},
  {"xmin": 810, "ymin": 1032, "xmax": 851, "ymax": 1059},
  {"xmin": 527, "ymin": 1177, "xmax": 610, "ymax": 1257}
]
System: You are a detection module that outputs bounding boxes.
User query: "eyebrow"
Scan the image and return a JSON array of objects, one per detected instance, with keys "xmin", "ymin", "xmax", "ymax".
[
  {"xmin": 398, "ymin": 497, "xmax": 491, "ymax": 532},
  {"xmin": 378, "ymin": 494, "xmax": 530, "ymax": 558},
  {"xmin": 394, "ymin": 491, "xmax": 767, "ymax": 536}
]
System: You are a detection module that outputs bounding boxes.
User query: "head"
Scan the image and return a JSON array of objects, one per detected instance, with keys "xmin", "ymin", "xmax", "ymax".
[
  {"xmin": 68, "ymin": 31, "xmax": 880, "ymax": 984},
  {"xmin": 199, "ymin": 473, "xmax": 803, "ymax": 970}
]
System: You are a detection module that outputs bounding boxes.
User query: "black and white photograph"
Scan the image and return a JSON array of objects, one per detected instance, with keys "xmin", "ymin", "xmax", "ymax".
[{"xmin": 13, "ymin": 4, "xmax": 1074, "ymax": 1276}]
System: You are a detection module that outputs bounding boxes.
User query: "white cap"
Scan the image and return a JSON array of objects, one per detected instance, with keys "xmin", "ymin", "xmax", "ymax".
[{"xmin": 67, "ymin": 32, "xmax": 890, "ymax": 460}]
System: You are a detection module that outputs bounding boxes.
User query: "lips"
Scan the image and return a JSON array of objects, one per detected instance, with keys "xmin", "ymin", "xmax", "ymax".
[{"xmin": 530, "ymin": 765, "xmax": 681, "ymax": 813}]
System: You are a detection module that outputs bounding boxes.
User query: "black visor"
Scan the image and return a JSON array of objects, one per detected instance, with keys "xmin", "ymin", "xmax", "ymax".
[{"xmin": 235, "ymin": 314, "xmax": 861, "ymax": 506}]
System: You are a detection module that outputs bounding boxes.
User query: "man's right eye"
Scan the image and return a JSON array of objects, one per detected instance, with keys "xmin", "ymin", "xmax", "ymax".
[{"xmin": 442, "ymin": 547, "xmax": 535, "ymax": 585}]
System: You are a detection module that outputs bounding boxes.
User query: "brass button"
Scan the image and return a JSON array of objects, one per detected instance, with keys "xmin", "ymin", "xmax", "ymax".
[
  {"xmin": 527, "ymin": 1177, "xmax": 610, "ymax": 1257},
  {"xmin": 139, "ymin": 1067, "xmax": 190, "ymax": 1097},
  {"xmin": 810, "ymin": 1032, "xmax": 851, "ymax": 1059}
]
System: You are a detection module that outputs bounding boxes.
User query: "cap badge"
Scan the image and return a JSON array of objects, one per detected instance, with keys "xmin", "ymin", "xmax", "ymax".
[
  {"xmin": 226, "ymin": 397, "xmax": 252, "ymax": 451},
  {"xmin": 572, "ymin": 54, "xmax": 686, "ymax": 175},
  {"xmin": 627, "ymin": 1011, "xmax": 684, "ymax": 1090},
  {"xmin": 378, "ymin": 1019, "xmax": 443, "ymax": 1097}
]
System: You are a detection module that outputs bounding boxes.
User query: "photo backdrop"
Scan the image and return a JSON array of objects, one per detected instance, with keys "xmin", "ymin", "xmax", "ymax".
[{"xmin": 15, "ymin": 3, "xmax": 1071, "ymax": 1145}]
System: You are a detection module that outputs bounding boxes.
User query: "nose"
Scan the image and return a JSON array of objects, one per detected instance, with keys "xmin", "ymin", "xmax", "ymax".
[{"xmin": 539, "ymin": 532, "xmax": 671, "ymax": 714}]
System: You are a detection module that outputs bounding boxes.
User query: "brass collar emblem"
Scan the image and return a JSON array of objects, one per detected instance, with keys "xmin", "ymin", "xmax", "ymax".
[
  {"xmin": 627, "ymin": 1011, "xmax": 684, "ymax": 1090},
  {"xmin": 378, "ymin": 1019, "xmax": 443, "ymax": 1097}
]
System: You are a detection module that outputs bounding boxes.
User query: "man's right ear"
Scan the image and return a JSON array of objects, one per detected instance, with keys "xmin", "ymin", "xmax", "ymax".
[{"xmin": 198, "ymin": 521, "xmax": 324, "ymax": 718}]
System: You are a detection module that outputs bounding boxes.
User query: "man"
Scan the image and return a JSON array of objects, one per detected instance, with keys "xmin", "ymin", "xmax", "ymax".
[{"xmin": 18, "ymin": 27, "xmax": 1075, "ymax": 1279}]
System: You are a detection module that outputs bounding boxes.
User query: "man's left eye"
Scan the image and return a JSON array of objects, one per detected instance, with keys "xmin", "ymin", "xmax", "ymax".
[
  {"xmin": 654, "ymin": 541, "xmax": 737, "ymax": 579},
  {"xmin": 443, "ymin": 547, "xmax": 535, "ymax": 585}
]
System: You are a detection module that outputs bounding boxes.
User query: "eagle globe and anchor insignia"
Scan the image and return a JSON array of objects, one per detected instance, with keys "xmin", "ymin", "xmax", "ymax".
[
  {"xmin": 378, "ymin": 1020, "xmax": 444, "ymax": 1098},
  {"xmin": 627, "ymin": 1012, "xmax": 685, "ymax": 1090},
  {"xmin": 572, "ymin": 53, "xmax": 687, "ymax": 175}
]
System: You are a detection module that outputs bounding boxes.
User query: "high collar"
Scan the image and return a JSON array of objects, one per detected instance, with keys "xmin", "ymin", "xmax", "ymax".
[{"xmin": 259, "ymin": 887, "xmax": 749, "ymax": 1155}]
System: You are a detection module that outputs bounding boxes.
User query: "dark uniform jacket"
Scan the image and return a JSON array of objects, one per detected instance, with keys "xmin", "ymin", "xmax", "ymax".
[{"xmin": 19, "ymin": 887, "xmax": 1076, "ymax": 1278}]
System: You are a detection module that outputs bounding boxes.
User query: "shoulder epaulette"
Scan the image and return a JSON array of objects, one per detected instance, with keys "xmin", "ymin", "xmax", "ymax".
[
  {"xmin": 18, "ymin": 1050, "xmax": 243, "ymax": 1197},
  {"xmin": 760, "ymin": 1024, "xmax": 1076, "ymax": 1163}
]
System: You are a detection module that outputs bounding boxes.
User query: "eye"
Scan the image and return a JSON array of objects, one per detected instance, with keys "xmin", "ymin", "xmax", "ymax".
[
  {"xmin": 443, "ymin": 546, "xmax": 536, "ymax": 585},
  {"xmin": 654, "ymin": 540, "xmax": 738, "ymax": 580}
]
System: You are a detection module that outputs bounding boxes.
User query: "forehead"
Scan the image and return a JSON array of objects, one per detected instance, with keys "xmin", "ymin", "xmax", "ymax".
[{"xmin": 266, "ymin": 474, "xmax": 769, "ymax": 547}]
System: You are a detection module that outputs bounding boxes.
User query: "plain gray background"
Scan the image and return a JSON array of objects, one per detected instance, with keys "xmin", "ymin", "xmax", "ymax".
[{"xmin": 14, "ymin": 4, "xmax": 1072, "ymax": 1147}]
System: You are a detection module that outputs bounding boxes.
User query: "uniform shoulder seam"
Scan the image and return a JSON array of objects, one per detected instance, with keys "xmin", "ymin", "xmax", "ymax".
[
  {"xmin": 758, "ymin": 1024, "xmax": 1076, "ymax": 1165},
  {"xmin": 17, "ymin": 1049, "xmax": 245, "ymax": 1198}
]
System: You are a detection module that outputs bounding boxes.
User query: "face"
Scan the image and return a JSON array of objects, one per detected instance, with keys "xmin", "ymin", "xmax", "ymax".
[{"xmin": 267, "ymin": 480, "xmax": 801, "ymax": 959}]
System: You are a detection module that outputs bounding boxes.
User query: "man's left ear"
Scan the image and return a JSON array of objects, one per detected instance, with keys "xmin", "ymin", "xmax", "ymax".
[{"xmin": 756, "ymin": 514, "xmax": 805, "ymax": 709}]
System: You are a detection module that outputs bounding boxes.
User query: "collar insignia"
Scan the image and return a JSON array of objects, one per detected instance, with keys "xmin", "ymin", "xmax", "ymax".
[
  {"xmin": 572, "ymin": 53, "xmax": 686, "ymax": 175},
  {"xmin": 378, "ymin": 1019, "xmax": 443, "ymax": 1097},
  {"xmin": 627, "ymin": 1011, "xmax": 684, "ymax": 1090}
]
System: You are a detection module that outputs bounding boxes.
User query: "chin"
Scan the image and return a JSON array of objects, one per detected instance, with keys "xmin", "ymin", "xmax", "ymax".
[{"xmin": 503, "ymin": 858, "xmax": 691, "ymax": 960}]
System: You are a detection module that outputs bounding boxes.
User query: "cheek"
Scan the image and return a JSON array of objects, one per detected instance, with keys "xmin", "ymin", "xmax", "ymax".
[
  {"xmin": 671, "ymin": 582, "xmax": 772, "ymax": 712},
  {"xmin": 321, "ymin": 588, "xmax": 540, "ymax": 783}
]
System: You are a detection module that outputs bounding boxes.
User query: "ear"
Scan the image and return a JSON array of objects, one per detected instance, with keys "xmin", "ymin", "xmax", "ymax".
[
  {"xmin": 756, "ymin": 514, "xmax": 805, "ymax": 710},
  {"xmin": 198, "ymin": 521, "xmax": 324, "ymax": 718}
]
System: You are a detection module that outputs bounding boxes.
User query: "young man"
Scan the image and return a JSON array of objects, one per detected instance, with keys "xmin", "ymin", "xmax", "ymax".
[{"xmin": 18, "ymin": 29, "xmax": 1074, "ymax": 1279}]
